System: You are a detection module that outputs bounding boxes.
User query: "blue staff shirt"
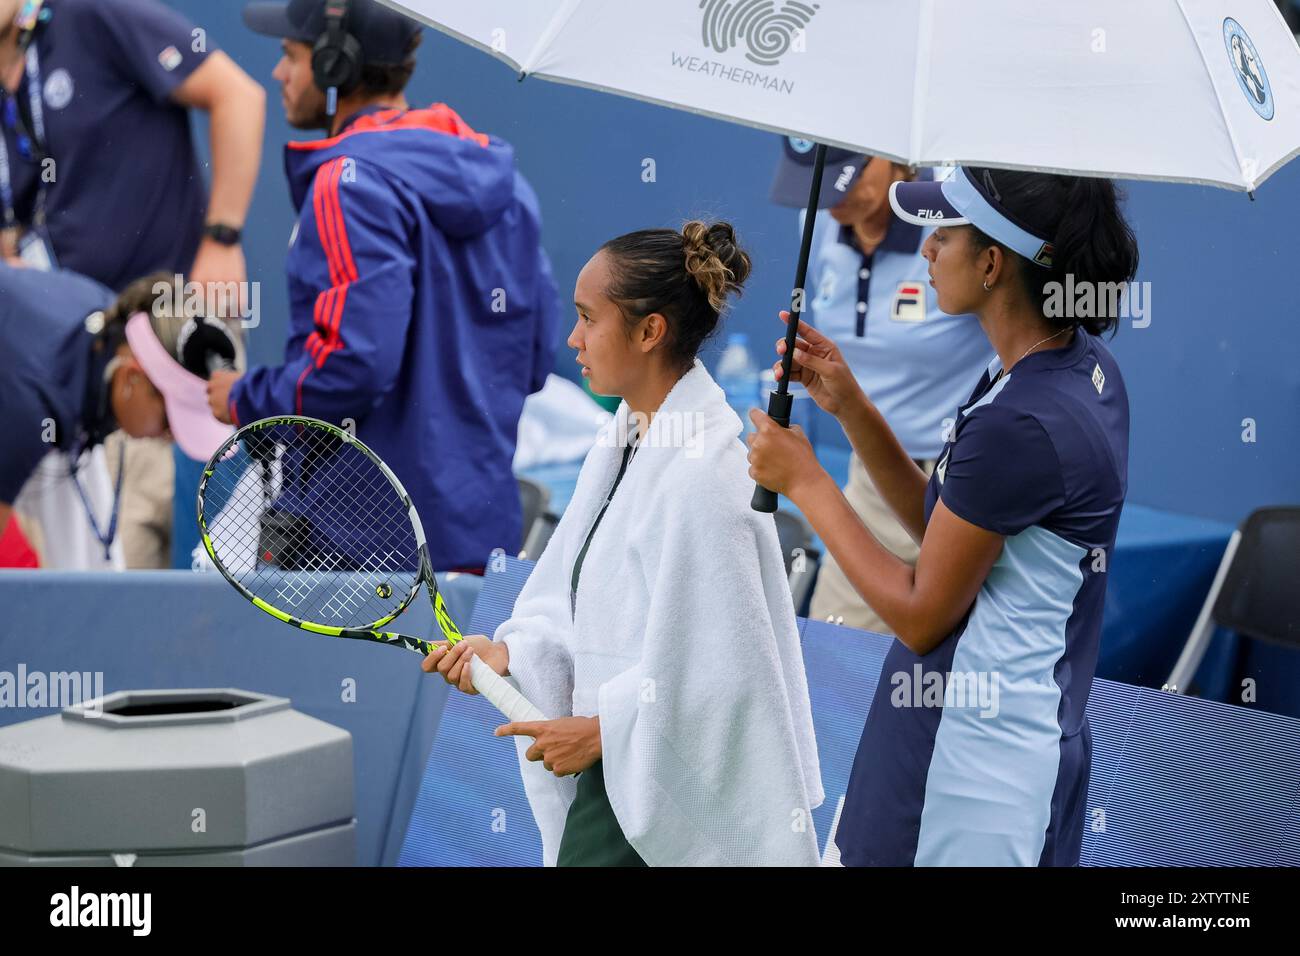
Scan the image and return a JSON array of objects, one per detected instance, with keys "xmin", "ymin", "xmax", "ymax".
[
  {"xmin": 0, "ymin": 0, "xmax": 210, "ymax": 290},
  {"xmin": 0, "ymin": 264, "xmax": 114, "ymax": 503}
]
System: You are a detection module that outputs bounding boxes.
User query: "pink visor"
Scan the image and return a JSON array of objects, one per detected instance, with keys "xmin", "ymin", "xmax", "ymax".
[{"xmin": 125, "ymin": 311, "xmax": 234, "ymax": 461}]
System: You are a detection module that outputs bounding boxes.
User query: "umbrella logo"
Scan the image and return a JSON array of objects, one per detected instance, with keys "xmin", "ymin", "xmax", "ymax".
[
  {"xmin": 1222, "ymin": 18, "xmax": 1274, "ymax": 121},
  {"xmin": 700, "ymin": 0, "xmax": 820, "ymax": 67}
]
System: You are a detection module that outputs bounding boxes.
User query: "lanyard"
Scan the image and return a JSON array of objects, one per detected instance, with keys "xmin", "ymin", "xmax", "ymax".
[
  {"xmin": 0, "ymin": 39, "xmax": 47, "ymax": 229},
  {"xmin": 0, "ymin": 131, "xmax": 13, "ymax": 228},
  {"xmin": 569, "ymin": 435, "xmax": 638, "ymax": 618},
  {"xmin": 23, "ymin": 44, "xmax": 44, "ymax": 148},
  {"xmin": 67, "ymin": 439, "xmax": 125, "ymax": 564}
]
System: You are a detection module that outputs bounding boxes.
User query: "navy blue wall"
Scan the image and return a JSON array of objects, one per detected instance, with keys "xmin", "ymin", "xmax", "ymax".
[{"xmin": 175, "ymin": 2, "xmax": 1299, "ymax": 527}]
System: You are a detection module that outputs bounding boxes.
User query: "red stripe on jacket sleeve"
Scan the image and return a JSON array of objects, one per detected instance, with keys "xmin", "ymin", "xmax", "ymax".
[
  {"xmin": 313, "ymin": 159, "xmax": 356, "ymax": 369},
  {"xmin": 313, "ymin": 160, "xmax": 344, "ymax": 288},
  {"xmin": 294, "ymin": 156, "xmax": 360, "ymax": 412}
]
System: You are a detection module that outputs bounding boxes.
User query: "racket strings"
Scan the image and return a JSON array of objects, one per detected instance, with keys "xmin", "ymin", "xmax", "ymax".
[{"xmin": 201, "ymin": 422, "xmax": 420, "ymax": 628}]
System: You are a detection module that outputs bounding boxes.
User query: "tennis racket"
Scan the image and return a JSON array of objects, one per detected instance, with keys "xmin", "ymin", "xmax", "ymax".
[{"xmin": 197, "ymin": 415, "xmax": 546, "ymax": 723}]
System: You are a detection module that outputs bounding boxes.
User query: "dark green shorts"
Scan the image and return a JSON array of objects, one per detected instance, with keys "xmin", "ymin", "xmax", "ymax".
[{"xmin": 556, "ymin": 759, "xmax": 647, "ymax": 867}]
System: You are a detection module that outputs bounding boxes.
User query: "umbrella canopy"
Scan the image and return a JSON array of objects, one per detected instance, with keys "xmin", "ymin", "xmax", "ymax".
[{"xmin": 389, "ymin": 0, "xmax": 1299, "ymax": 192}]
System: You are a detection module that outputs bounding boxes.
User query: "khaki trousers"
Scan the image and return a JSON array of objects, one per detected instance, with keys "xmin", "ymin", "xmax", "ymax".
[
  {"xmin": 103, "ymin": 431, "xmax": 174, "ymax": 570},
  {"xmin": 809, "ymin": 453, "xmax": 936, "ymax": 635}
]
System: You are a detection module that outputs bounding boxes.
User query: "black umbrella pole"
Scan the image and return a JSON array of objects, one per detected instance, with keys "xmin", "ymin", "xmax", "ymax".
[{"xmin": 752, "ymin": 142, "xmax": 827, "ymax": 513}]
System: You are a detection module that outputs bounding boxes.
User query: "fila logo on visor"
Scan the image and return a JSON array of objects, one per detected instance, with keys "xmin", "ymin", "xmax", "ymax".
[{"xmin": 917, "ymin": 209, "xmax": 946, "ymax": 220}]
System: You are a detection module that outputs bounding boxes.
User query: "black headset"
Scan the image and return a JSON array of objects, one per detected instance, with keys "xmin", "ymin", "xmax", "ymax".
[{"xmin": 312, "ymin": 0, "xmax": 362, "ymax": 110}]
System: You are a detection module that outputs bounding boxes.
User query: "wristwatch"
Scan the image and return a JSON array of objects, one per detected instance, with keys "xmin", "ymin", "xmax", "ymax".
[{"xmin": 203, "ymin": 222, "xmax": 243, "ymax": 246}]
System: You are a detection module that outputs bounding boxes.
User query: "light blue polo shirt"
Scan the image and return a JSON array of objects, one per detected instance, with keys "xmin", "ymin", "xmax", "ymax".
[{"xmin": 802, "ymin": 200, "xmax": 993, "ymax": 459}]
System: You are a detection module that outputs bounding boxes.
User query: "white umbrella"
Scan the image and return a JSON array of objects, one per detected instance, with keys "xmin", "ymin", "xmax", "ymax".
[
  {"xmin": 388, "ymin": 0, "xmax": 1299, "ymax": 192},
  {"xmin": 385, "ymin": 0, "xmax": 1300, "ymax": 507}
]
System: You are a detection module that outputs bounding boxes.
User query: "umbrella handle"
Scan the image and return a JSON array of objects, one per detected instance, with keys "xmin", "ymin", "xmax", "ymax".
[
  {"xmin": 751, "ymin": 141, "xmax": 826, "ymax": 514},
  {"xmin": 750, "ymin": 390, "xmax": 794, "ymax": 513}
]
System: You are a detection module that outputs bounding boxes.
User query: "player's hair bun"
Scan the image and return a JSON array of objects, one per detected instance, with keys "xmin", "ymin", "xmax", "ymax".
[{"xmin": 681, "ymin": 220, "xmax": 752, "ymax": 313}]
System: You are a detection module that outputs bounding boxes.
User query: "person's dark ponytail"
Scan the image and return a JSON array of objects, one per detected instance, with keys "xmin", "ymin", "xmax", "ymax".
[
  {"xmin": 1048, "ymin": 177, "xmax": 1139, "ymax": 336},
  {"xmin": 965, "ymin": 167, "xmax": 1139, "ymax": 336}
]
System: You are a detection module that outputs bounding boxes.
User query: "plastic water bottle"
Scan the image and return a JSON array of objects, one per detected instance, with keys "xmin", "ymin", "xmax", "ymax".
[{"xmin": 717, "ymin": 333, "xmax": 761, "ymax": 434}]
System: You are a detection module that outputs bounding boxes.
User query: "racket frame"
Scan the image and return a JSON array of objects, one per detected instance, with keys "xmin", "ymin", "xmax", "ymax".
[
  {"xmin": 199, "ymin": 415, "xmax": 548, "ymax": 723},
  {"xmin": 197, "ymin": 415, "xmax": 459, "ymax": 657}
]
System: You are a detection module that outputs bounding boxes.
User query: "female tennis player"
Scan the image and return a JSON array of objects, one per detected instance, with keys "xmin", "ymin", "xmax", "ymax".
[
  {"xmin": 426, "ymin": 221, "xmax": 823, "ymax": 866},
  {"xmin": 747, "ymin": 167, "xmax": 1137, "ymax": 866}
]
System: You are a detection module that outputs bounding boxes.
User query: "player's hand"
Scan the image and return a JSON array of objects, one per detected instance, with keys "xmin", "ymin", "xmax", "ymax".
[
  {"xmin": 206, "ymin": 368, "xmax": 242, "ymax": 424},
  {"xmin": 746, "ymin": 410, "xmax": 824, "ymax": 501},
  {"xmin": 423, "ymin": 634, "xmax": 508, "ymax": 695},
  {"xmin": 771, "ymin": 311, "xmax": 864, "ymax": 419},
  {"xmin": 496, "ymin": 717, "xmax": 601, "ymax": 777},
  {"xmin": 189, "ymin": 238, "xmax": 248, "ymax": 319}
]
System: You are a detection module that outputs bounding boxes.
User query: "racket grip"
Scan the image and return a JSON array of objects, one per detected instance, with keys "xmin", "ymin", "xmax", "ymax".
[{"xmin": 469, "ymin": 655, "xmax": 547, "ymax": 723}]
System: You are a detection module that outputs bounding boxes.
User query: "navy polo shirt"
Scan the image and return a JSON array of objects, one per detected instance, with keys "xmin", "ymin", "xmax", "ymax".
[
  {"xmin": 0, "ymin": 264, "xmax": 114, "ymax": 503},
  {"xmin": 1, "ymin": 0, "xmax": 211, "ymax": 290},
  {"xmin": 835, "ymin": 329, "xmax": 1130, "ymax": 866}
]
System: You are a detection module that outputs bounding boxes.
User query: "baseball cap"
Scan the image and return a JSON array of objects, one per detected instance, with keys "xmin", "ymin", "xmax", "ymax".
[
  {"xmin": 242, "ymin": 0, "xmax": 421, "ymax": 64},
  {"xmin": 889, "ymin": 166, "xmax": 1056, "ymax": 269},
  {"xmin": 124, "ymin": 312, "xmax": 234, "ymax": 462},
  {"xmin": 770, "ymin": 136, "xmax": 870, "ymax": 209}
]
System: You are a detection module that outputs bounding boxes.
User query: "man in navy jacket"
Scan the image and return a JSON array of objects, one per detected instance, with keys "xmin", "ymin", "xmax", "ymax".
[{"xmin": 211, "ymin": 0, "xmax": 560, "ymax": 572}]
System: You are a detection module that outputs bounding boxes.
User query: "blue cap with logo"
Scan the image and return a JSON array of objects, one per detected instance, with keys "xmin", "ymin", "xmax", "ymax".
[
  {"xmin": 242, "ymin": 0, "xmax": 420, "ymax": 64},
  {"xmin": 769, "ymin": 136, "xmax": 871, "ymax": 209}
]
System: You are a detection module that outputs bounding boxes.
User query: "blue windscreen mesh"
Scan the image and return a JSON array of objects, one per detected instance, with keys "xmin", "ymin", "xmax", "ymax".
[{"xmin": 1081, "ymin": 681, "xmax": 1300, "ymax": 866}]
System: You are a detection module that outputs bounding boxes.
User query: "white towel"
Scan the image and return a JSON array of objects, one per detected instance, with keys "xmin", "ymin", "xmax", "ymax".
[{"xmin": 495, "ymin": 358, "xmax": 823, "ymax": 866}]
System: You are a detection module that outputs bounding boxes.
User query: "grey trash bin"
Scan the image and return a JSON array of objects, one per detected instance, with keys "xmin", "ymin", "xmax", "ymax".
[{"xmin": 0, "ymin": 688, "xmax": 355, "ymax": 866}]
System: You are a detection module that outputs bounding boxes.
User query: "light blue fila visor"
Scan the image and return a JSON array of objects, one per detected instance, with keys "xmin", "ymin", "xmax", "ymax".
[{"xmin": 889, "ymin": 166, "xmax": 1056, "ymax": 269}]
